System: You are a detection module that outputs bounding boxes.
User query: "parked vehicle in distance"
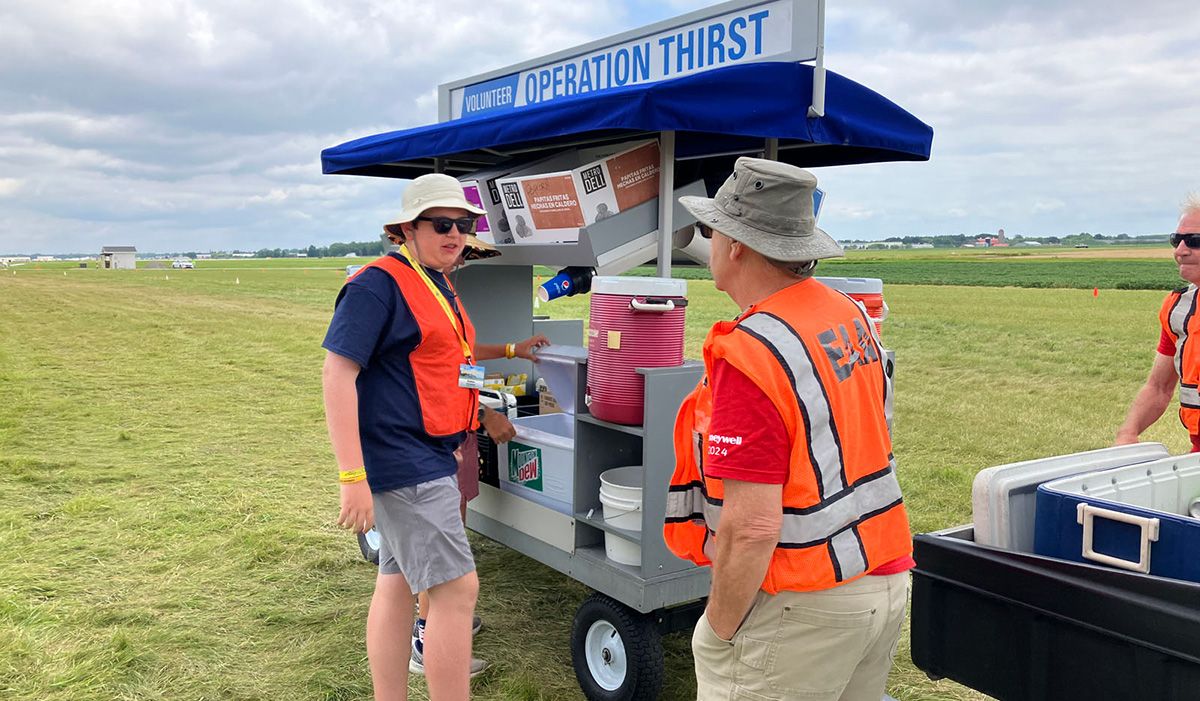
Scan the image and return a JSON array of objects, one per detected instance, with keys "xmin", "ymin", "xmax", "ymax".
[{"xmin": 172, "ymin": 259, "xmax": 195, "ymax": 269}]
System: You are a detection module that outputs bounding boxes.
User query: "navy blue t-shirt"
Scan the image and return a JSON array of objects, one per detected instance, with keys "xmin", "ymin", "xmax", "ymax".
[{"xmin": 322, "ymin": 253, "xmax": 466, "ymax": 493}]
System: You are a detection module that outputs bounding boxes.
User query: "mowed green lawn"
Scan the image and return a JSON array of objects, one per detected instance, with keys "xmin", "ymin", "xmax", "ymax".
[{"xmin": 0, "ymin": 260, "xmax": 1188, "ymax": 700}]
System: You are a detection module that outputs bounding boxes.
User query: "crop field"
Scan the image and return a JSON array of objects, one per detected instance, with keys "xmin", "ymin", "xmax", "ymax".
[
  {"xmin": 625, "ymin": 244, "xmax": 1183, "ymax": 290},
  {"xmin": 0, "ymin": 250, "xmax": 1189, "ymax": 700}
]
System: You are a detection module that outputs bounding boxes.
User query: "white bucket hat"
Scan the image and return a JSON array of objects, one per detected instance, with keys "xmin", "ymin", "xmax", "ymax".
[
  {"xmin": 679, "ymin": 157, "xmax": 843, "ymax": 262},
  {"xmin": 383, "ymin": 173, "xmax": 487, "ymax": 239}
]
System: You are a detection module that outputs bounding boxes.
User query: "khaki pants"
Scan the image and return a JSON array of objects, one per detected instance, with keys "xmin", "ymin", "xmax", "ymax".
[{"xmin": 691, "ymin": 572, "xmax": 908, "ymax": 701}]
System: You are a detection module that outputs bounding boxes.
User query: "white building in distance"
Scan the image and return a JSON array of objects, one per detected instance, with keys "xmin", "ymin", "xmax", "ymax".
[{"xmin": 101, "ymin": 246, "xmax": 137, "ymax": 269}]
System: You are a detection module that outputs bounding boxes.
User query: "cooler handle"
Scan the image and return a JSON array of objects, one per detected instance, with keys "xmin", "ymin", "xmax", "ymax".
[
  {"xmin": 628, "ymin": 295, "xmax": 686, "ymax": 312},
  {"xmin": 1075, "ymin": 502, "xmax": 1159, "ymax": 574},
  {"xmin": 630, "ymin": 297, "xmax": 676, "ymax": 312}
]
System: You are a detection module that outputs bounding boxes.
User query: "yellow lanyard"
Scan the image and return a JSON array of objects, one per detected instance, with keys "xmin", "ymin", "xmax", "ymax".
[{"xmin": 397, "ymin": 245, "xmax": 473, "ymax": 362}]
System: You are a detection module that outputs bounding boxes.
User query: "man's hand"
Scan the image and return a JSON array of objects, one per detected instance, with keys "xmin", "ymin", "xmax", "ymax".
[
  {"xmin": 481, "ymin": 407, "xmax": 517, "ymax": 442},
  {"xmin": 705, "ymin": 604, "xmax": 741, "ymax": 642},
  {"xmin": 1114, "ymin": 431, "xmax": 1139, "ymax": 446},
  {"xmin": 337, "ymin": 480, "xmax": 374, "ymax": 533},
  {"xmin": 515, "ymin": 334, "xmax": 551, "ymax": 361}
]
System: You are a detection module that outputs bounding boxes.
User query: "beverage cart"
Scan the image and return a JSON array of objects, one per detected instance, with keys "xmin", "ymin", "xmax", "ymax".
[{"xmin": 321, "ymin": 2, "xmax": 932, "ymax": 698}]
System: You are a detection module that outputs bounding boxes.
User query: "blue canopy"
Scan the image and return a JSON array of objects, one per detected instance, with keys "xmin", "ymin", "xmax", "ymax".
[{"xmin": 321, "ymin": 62, "xmax": 932, "ymax": 180}]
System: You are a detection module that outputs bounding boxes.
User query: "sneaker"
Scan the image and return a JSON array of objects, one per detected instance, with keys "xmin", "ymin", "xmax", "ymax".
[
  {"xmin": 412, "ymin": 616, "xmax": 483, "ymax": 639},
  {"xmin": 408, "ymin": 642, "xmax": 490, "ymax": 678}
]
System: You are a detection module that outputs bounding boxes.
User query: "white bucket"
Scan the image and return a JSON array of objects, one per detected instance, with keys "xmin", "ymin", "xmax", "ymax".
[{"xmin": 599, "ymin": 466, "xmax": 644, "ymax": 566}]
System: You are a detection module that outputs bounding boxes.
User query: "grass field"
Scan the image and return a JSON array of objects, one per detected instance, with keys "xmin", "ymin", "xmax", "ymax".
[{"xmin": 1, "ymin": 254, "xmax": 1190, "ymax": 700}]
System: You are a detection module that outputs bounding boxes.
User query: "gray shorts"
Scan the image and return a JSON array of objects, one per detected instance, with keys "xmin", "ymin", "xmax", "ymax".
[{"xmin": 373, "ymin": 475, "xmax": 475, "ymax": 594}]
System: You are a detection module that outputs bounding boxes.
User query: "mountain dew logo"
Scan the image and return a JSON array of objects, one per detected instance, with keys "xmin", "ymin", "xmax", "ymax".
[{"xmin": 508, "ymin": 442, "xmax": 543, "ymax": 491}]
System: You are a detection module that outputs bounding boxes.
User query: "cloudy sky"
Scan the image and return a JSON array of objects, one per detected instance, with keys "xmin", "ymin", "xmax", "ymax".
[{"xmin": 1, "ymin": 0, "xmax": 1197, "ymax": 254}]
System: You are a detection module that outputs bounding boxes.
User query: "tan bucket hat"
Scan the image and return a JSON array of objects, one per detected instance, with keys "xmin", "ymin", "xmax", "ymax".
[
  {"xmin": 679, "ymin": 157, "xmax": 843, "ymax": 262},
  {"xmin": 382, "ymin": 173, "xmax": 487, "ymax": 239},
  {"xmin": 462, "ymin": 234, "xmax": 500, "ymax": 260}
]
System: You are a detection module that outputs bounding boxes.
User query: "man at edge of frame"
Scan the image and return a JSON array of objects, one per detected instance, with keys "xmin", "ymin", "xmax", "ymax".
[
  {"xmin": 1117, "ymin": 194, "xmax": 1200, "ymax": 451},
  {"xmin": 663, "ymin": 157, "xmax": 915, "ymax": 701}
]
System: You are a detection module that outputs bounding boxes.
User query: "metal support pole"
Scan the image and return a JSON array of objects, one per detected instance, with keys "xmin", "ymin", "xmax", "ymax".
[
  {"xmin": 764, "ymin": 138, "xmax": 779, "ymax": 161},
  {"xmin": 656, "ymin": 131, "xmax": 676, "ymax": 278},
  {"xmin": 433, "ymin": 157, "xmax": 444, "ymax": 174},
  {"xmin": 808, "ymin": 0, "xmax": 827, "ymax": 118}
]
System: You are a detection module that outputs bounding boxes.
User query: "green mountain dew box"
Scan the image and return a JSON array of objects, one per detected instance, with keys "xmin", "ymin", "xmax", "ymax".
[{"xmin": 498, "ymin": 413, "xmax": 575, "ymax": 515}]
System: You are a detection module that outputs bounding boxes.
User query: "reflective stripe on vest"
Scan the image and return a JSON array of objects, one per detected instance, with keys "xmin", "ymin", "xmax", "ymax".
[
  {"xmin": 738, "ymin": 312, "xmax": 847, "ymax": 501},
  {"xmin": 666, "ymin": 459, "xmax": 903, "ymax": 550},
  {"xmin": 1169, "ymin": 288, "xmax": 1200, "ymax": 409}
]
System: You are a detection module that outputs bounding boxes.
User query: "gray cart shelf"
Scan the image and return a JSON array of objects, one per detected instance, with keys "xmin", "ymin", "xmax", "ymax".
[{"xmin": 452, "ymin": 209, "xmax": 710, "ymax": 699}]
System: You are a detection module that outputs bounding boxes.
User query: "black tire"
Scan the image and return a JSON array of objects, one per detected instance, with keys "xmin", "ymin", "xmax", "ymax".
[
  {"xmin": 357, "ymin": 528, "xmax": 381, "ymax": 565},
  {"xmin": 570, "ymin": 593, "xmax": 664, "ymax": 701}
]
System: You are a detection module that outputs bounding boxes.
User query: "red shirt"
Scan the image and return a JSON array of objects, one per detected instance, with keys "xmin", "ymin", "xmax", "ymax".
[
  {"xmin": 1159, "ymin": 329, "xmax": 1176, "ymax": 356},
  {"xmin": 1156, "ymin": 332, "xmax": 1200, "ymax": 452},
  {"xmin": 704, "ymin": 359, "xmax": 915, "ymax": 575}
]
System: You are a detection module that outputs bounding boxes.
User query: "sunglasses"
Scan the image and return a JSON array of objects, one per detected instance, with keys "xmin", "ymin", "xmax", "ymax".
[
  {"xmin": 695, "ymin": 223, "xmax": 713, "ymax": 240},
  {"xmin": 415, "ymin": 215, "xmax": 478, "ymax": 235},
  {"xmin": 1170, "ymin": 233, "xmax": 1200, "ymax": 249}
]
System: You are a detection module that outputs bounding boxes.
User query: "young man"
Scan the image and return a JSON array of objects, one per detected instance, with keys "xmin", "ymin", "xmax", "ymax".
[
  {"xmin": 377, "ymin": 220, "xmax": 548, "ymax": 680},
  {"xmin": 323, "ymin": 173, "xmax": 539, "ymax": 700},
  {"xmin": 664, "ymin": 158, "xmax": 914, "ymax": 701},
  {"xmin": 1116, "ymin": 194, "xmax": 1200, "ymax": 449}
]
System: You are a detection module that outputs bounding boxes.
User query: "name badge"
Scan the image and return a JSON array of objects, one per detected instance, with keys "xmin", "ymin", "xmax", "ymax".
[{"xmin": 459, "ymin": 363, "xmax": 485, "ymax": 389}]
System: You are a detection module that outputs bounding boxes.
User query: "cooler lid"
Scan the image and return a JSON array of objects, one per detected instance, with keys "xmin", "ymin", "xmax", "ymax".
[
  {"xmin": 591, "ymin": 276, "xmax": 687, "ymax": 298},
  {"xmin": 533, "ymin": 344, "xmax": 587, "ymax": 415},
  {"xmin": 815, "ymin": 276, "xmax": 883, "ymax": 294}
]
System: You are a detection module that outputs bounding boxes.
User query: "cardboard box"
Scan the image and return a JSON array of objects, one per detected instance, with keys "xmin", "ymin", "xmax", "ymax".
[
  {"xmin": 459, "ymin": 169, "xmax": 515, "ymax": 245},
  {"xmin": 491, "ymin": 139, "xmax": 659, "ymax": 245},
  {"xmin": 572, "ymin": 140, "xmax": 661, "ymax": 226},
  {"xmin": 539, "ymin": 386, "xmax": 562, "ymax": 415},
  {"xmin": 461, "ymin": 147, "xmax": 614, "ymax": 245},
  {"xmin": 498, "ymin": 172, "xmax": 586, "ymax": 244}
]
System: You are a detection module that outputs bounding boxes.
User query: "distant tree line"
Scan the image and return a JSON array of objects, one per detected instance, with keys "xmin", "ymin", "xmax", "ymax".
[{"xmin": 255, "ymin": 237, "xmax": 389, "ymax": 259}]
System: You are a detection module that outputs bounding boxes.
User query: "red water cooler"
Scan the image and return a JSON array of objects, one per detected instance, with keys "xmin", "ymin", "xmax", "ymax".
[
  {"xmin": 816, "ymin": 276, "xmax": 888, "ymax": 337},
  {"xmin": 586, "ymin": 277, "xmax": 687, "ymax": 425}
]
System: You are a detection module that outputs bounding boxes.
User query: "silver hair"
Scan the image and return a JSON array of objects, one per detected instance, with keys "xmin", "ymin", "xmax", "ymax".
[
  {"xmin": 766, "ymin": 257, "xmax": 818, "ymax": 280},
  {"xmin": 1184, "ymin": 192, "xmax": 1200, "ymax": 217}
]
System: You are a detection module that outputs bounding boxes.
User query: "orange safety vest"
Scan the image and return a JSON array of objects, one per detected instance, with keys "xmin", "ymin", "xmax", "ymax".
[
  {"xmin": 350, "ymin": 254, "xmax": 479, "ymax": 437},
  {"xmin": 663, "ymin": 278, "xmax": 912, "ymax": 594},
  {"xmin": 1159, "ymin": 286, "xmax": 1200, "ymax": 434}
]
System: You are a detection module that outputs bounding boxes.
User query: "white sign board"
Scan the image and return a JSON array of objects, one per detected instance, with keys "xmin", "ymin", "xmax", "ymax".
[{"xmin": 441, "ymin": 0, "xmax": 820, "ymax": 120}]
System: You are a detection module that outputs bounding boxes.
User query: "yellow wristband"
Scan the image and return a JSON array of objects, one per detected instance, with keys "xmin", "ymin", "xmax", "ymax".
[
  {"xmin": 505, "ymin": 342, "xmax": 516, "ymax": 359},
  {"xmin": 338, "ymin": 467, "xmax": 366, "ymax": 484}
]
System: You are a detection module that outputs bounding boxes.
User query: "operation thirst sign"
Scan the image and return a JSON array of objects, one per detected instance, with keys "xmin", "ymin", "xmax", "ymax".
[{"xmin": 446, "ymin": 0, "xmax": 817, "ymax": 119}]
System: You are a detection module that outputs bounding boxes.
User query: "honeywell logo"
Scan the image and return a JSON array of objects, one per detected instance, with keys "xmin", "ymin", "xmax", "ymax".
[{"xmin": 708, "ymin": 434, "xmax": 743, "ymax": 446}]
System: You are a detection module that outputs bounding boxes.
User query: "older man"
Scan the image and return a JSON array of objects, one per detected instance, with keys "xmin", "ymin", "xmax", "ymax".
[
  {"xmin": 664, "ymin": 158, "xmax": 914, "ymax": 701},
  {"xmin": 1116, "ymin": 195, "xmax": 1200, "ymax": 450}
]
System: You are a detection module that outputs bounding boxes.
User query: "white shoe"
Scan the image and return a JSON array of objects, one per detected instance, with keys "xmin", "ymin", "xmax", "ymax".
[{"xmin": 408, "ymin": 642, "xmax": 490, "ymax": 678}]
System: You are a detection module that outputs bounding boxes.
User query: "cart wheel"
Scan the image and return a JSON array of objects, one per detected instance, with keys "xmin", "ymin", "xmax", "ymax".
[
  {"xmin": 357, "ymin": 528, "xmax": 381, "ymax": 565},
  {"xmin": 570, "ymin": 593, "xmax": 663, "ymax": 701}
]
